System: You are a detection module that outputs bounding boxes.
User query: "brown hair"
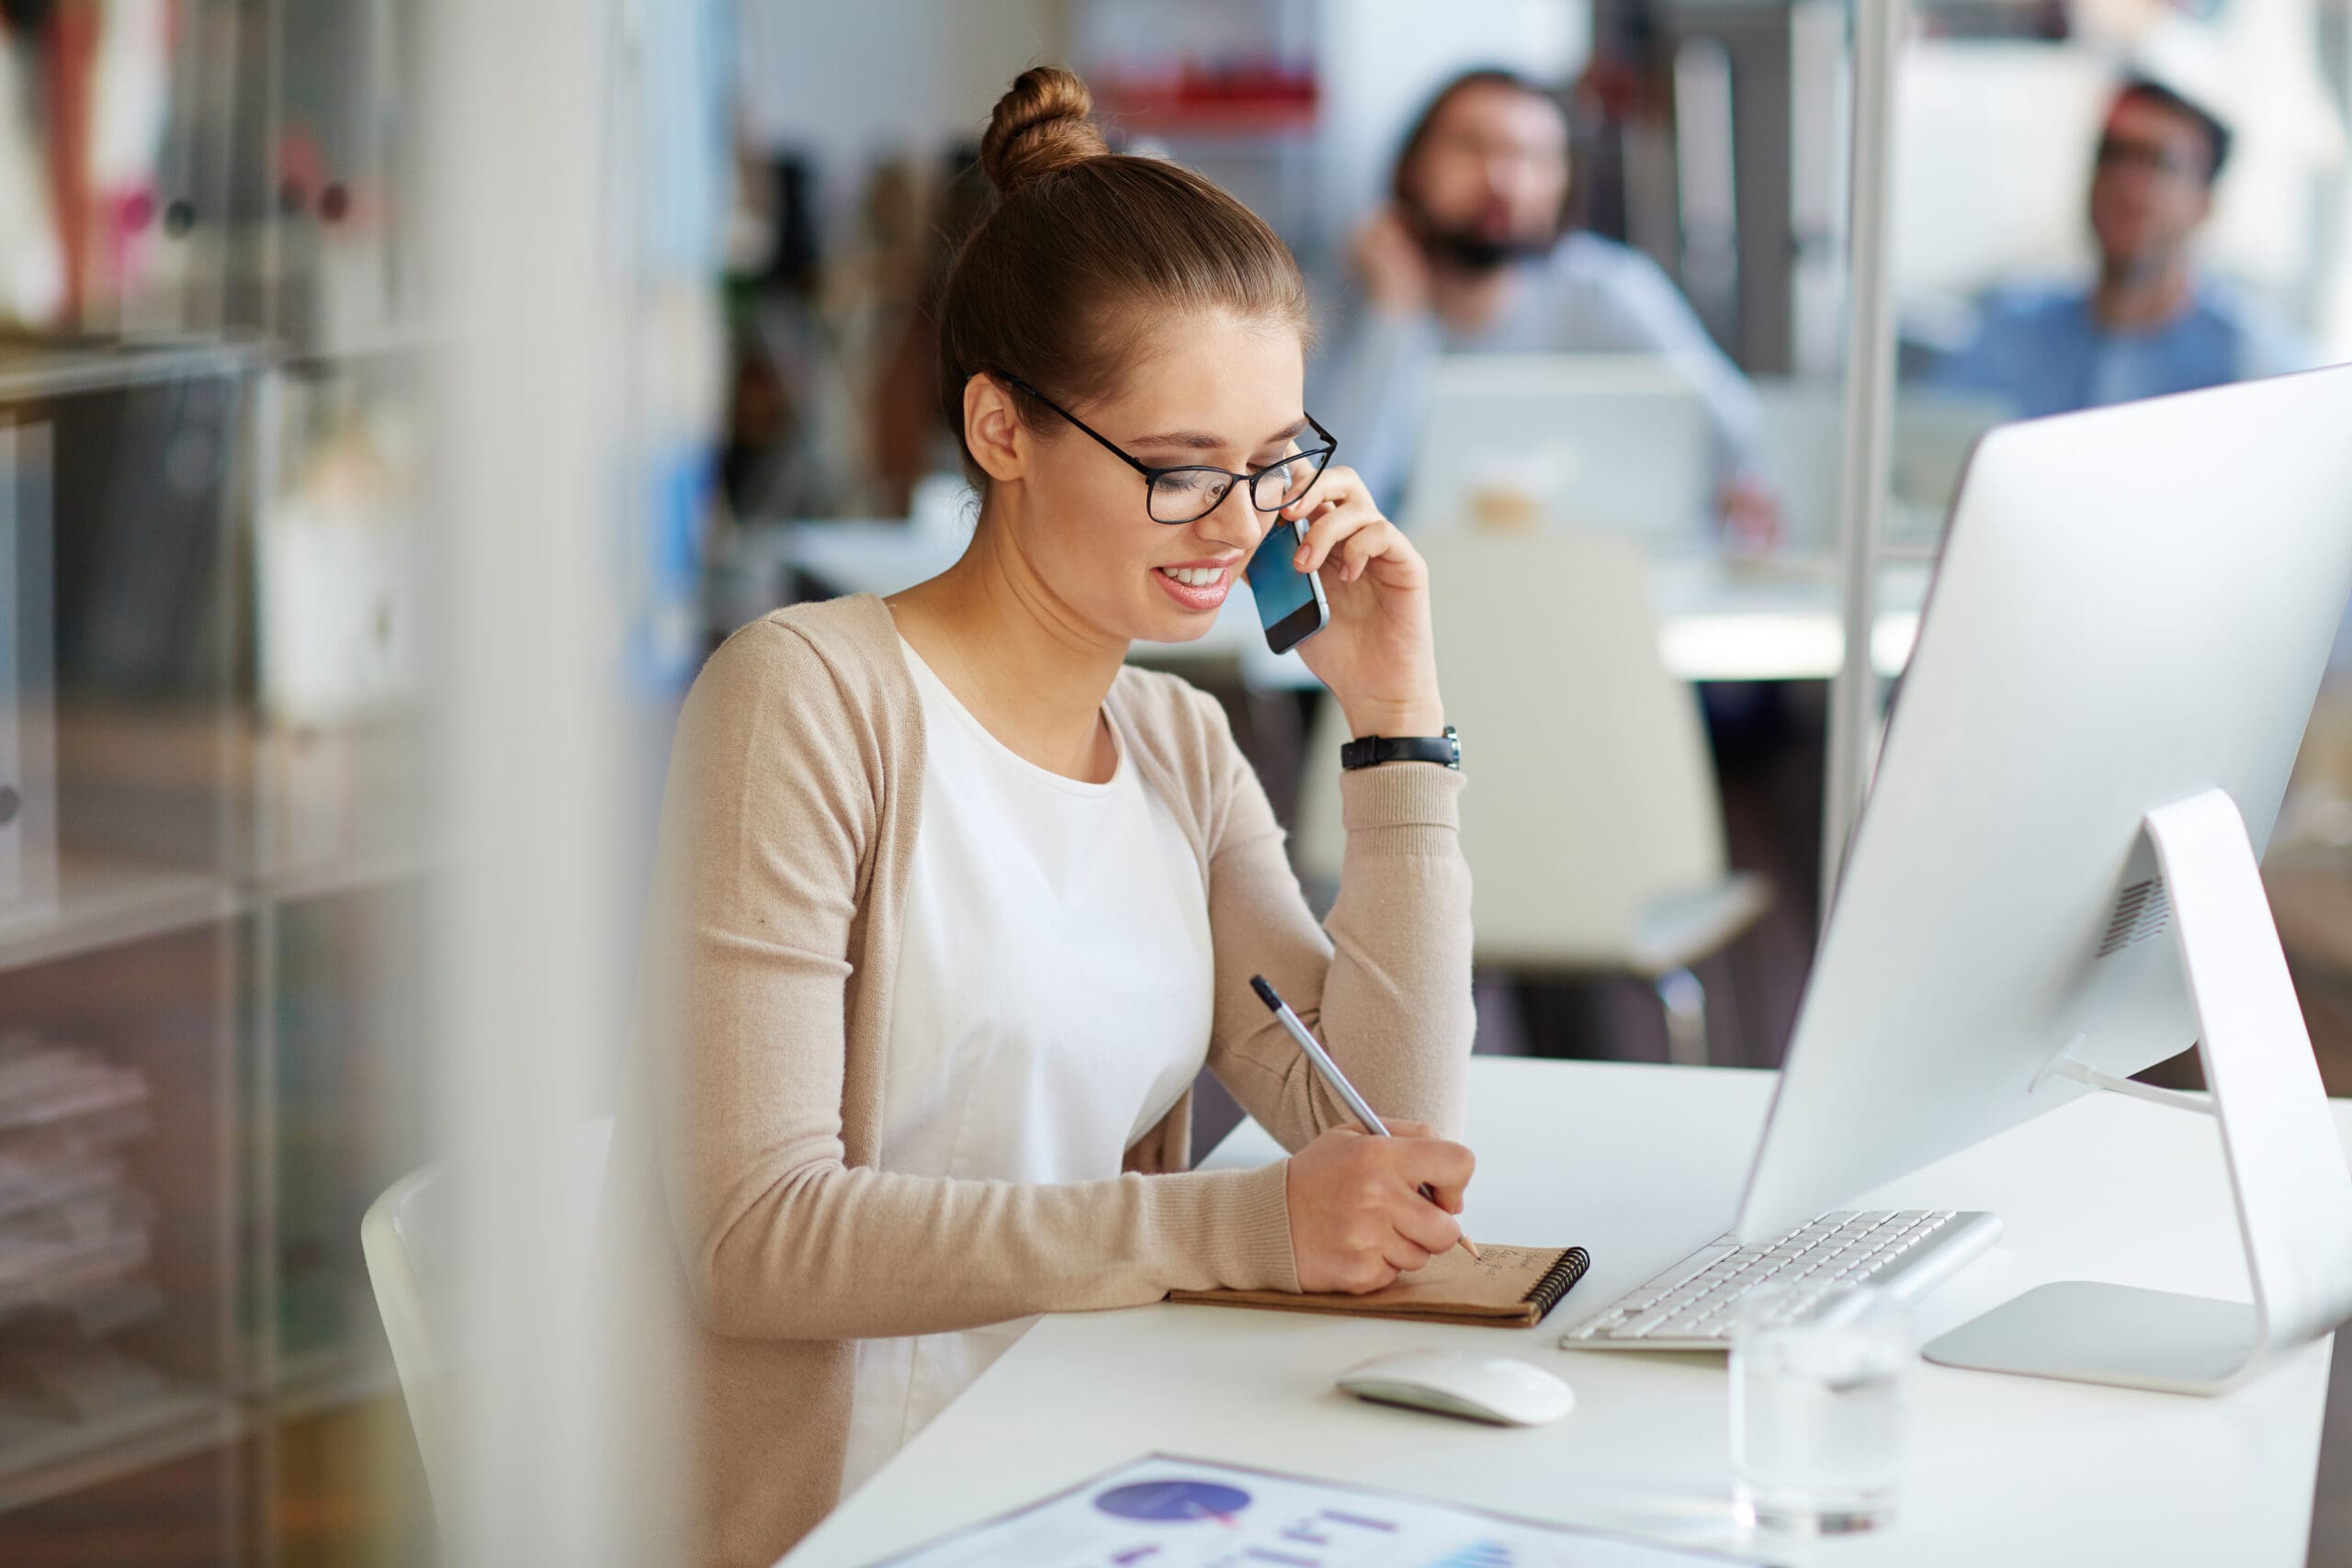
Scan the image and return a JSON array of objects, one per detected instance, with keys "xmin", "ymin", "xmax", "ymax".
[
  {"xmin": 2111, "ymin": 75, "xmax": 2233, "ymax": 184},
  {"xmin": 935, "ymin": 66, "xmax": 1311, "ymax": 487},
  {"xmin": 1390, "ymin": 67, "xmax": 1574, "ymax": 212}
]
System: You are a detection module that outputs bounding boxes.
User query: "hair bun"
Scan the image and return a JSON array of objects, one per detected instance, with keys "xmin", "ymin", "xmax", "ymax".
[{"xmin": 980, "ymin": 66, "xmax": 1111, "ymax": 196}]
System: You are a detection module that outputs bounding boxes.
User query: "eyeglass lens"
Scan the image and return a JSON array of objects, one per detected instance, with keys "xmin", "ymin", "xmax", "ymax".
[{"xmin": 1148, "ymin": 452, "xmax": 1323, "ymax": 525}]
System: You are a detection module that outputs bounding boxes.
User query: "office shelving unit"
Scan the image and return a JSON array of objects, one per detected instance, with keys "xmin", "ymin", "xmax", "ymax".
[
  {"xmin": 0, "ymin": 335, "xmax": 250, "ymax": 1556},
  {"xmin": 0, "ymin": 0, "xmax": 429, "ymax": 1561}
]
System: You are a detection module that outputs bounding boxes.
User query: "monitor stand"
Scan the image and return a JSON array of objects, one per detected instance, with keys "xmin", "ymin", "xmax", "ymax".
[{"xmin": 1923, "ymin": 787, "xmax": 2352, "ymax": 1393}]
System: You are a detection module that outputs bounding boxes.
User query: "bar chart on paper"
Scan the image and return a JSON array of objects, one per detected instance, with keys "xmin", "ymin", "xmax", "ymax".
[{"xmin": 863, "ymin": 1456, "xmax": 1759, "ymax": 1568}]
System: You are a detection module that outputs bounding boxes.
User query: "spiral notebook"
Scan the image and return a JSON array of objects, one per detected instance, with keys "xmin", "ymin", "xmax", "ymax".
[{"xmin": 1168, "ymin": 1244, "xmax": 1590, "ymax": 1328}]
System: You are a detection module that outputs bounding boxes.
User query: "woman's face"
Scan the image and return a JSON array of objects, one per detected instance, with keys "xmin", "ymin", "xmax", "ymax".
[{"xmin": 999, "ymin": 310, "xmax": 1310, "ymax": 647}]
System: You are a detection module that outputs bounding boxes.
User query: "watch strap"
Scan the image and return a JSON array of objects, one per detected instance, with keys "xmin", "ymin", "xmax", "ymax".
[{"xmin": 1340, "ymin": 726, "xmax": 1460, "ymax": 771}]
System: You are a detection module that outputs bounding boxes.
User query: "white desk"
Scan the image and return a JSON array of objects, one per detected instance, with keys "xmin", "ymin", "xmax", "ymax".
[
  {"xmin": 783, "ymin": 1058, "xmax": 2337, "ymax": 1567},
  {"xmin": 718, "ymin": 523, "xmax": 1928, "ymax": 688}
]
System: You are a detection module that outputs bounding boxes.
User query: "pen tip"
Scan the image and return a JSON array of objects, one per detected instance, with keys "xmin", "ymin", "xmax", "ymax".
[{"xmin": 1249, "ymin": 976, "xmax": 1280, "ymax": 1010}]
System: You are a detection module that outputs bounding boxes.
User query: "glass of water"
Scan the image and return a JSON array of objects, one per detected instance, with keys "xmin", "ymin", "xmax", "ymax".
[{"xmin": 1729, "ymin": 1283, "xmax": 1912, "ymax": 1533}]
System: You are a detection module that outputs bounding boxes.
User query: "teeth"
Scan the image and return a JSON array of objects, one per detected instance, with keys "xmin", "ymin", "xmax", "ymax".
[{"xmin": 1160, "ymin": 566, "xmax": 1223, "ymax": 588}]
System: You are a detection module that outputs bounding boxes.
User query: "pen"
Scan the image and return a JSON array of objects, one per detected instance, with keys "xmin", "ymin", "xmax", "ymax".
[{"xmin": 1249, "ymin": 975, "xmax": 1481, "ymax": 1262}]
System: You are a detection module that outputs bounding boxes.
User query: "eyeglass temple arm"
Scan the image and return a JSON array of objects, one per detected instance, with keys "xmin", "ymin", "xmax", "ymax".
[{"xmin": 999, "ymin": 374, "xmax": 1157, "ymax": 480}]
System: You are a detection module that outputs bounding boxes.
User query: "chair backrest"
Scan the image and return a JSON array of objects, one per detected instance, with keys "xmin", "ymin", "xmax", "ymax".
[
  {"xmin": 360, "ymin": 1115, "xmax": 616, "ymax": 1529},
  {"xmin": 1294, "ymin": 533, "xmax": 1729, "ymax": 968}
]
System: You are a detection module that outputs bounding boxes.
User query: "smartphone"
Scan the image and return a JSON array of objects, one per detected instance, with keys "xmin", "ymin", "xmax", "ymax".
[{"xmin": 1245, "ymin": 521, "xmax": 1329, "ymax": 655}]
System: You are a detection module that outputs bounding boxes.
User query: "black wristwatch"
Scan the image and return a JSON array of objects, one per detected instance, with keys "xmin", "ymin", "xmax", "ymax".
[{"xmin": 1340, "ymin": 725, "xmax": 1460, "ymax": 772}]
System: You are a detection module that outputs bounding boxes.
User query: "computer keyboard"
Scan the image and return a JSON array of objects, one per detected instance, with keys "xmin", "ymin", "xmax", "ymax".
[{"xmin": 1557, "ymin": 1208, "xmax": 2002, "ymax": 1350}]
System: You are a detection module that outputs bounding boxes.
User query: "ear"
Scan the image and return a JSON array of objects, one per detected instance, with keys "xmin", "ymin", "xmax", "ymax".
[{"xmin": 962, "ymin": 374, "xmax": 1028, "ymax": 484}]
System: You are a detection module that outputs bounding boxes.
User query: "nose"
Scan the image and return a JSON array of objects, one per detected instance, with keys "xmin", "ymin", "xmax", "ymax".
[{"xmin": 1193, "ymin": 477, "xmax": 1266, "ymax": 552}]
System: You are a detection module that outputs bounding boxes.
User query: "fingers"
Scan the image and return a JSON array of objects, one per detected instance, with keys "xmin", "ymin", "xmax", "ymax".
[
  {"xmin": 1278, "ymin": 463, "xmax": 1352, "ymax": 527},
  {"xmin": 1382, "ymin": 1122, "xmax": 1464, "ymax": 1211},
  {"xmin": 1291, "ymin": 505, "xmax": 1385, "ymax": 581},
  {"xmin": 1280, "ymin": 467, "xmax": 1352, "ymax": 534},
  {"xmin": 1395, "ymin": 1137, "xmax": 1476, "ymax": 1213},
  {"xmin": 1392, "ymin": 1190, "xmax": 1464, "ymax": 1256},
  {"xmin": 1286, "ymin": 1124, "xmax": 1474, "ymax": 1293},
  {"xmin": 1330, "ymin": 520, "xmax": 1408, "ymax": 585},
  {"xmin": 1379, "ymin": 1232, "xmax": 1438, "ymax": 1275},
  {"xmin": 1275, "ymin": 467, "xmax": 1419, "ymax": 587}
]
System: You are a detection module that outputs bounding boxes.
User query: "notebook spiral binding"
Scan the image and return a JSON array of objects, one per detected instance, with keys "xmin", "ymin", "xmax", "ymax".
[{"xmin": 1521, "ymin": 1247, "xmax": 1592, "ymax": 1320}]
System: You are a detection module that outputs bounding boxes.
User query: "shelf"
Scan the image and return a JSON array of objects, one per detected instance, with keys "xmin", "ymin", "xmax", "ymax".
[
  {"xmin": 241, "ymin": 716, "xmax": 430, "ymax": 903},
  {"xmin": 0, "ymin": 1389, "xmax": 242, "ymax": 1514},
  {"xmin": 276, "ymin": 325, "xmax": 437, "ymax": 376},
  {"xmin": 244, "ymin": 846, "xmax": 434, "ymax": 907},
  {"xmin": 0, "ymin": 856, "xmax": 237, "ymax": 976},
  {"xmin": 273, "ymin": 1344, "xmax": 401, "ymax": 1422},
  {"xmin": 0, "ymin": 337, "xmax": 272, "ymax": 404}
]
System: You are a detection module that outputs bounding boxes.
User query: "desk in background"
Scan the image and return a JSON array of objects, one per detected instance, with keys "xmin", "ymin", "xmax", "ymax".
[
  {"xmin": 785, "ymin": 1057, "xmax": 2335, "ymax": 1567},
  {"xmin": 717, "ymin": 522, "xmax": 1929, "ymax": 688}
]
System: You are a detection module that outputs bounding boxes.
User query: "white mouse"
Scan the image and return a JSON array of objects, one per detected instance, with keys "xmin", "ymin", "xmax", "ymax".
[{"xmin": 1333, "ymin": 1348, "xmax": 1576, "ymax": 1427}]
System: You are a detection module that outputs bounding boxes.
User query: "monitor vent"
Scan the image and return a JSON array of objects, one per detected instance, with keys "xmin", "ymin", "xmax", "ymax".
[{"xmin": 2096, "ymin": 877, "xmax": 2172, "ymax": 959}]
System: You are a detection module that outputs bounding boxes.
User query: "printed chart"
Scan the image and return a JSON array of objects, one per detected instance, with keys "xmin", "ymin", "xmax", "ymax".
[{"xmin": 865, "ymin": 1456, "xmax": 1757, "ymax": 1568}]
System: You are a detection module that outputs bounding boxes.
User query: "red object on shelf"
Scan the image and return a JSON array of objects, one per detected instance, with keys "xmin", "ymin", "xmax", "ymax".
[{"xmin": 1095, "ymin": 62, "xmax": 1320, "ymax": 135}]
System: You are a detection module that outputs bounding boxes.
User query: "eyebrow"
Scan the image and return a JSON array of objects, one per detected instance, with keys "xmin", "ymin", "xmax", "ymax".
[{"xmin": 1129, "ymin": 417, "xmax": 1310, "ymax": 454}]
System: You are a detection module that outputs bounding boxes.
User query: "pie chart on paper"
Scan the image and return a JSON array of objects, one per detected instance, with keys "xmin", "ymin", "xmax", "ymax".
[{"xmin": 1091, "ymin": 1479, "xmax": 1253, "ymax": 1524}]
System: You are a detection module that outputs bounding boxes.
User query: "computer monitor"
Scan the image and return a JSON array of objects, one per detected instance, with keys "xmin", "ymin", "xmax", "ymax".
[
  {"xmin": 1403, "ymin": 355, "xmax": 1713, "ymax": 543},
  {"xmin": 1736, "ymin": 364, "xmax": 2352, "ymax": 1391}
]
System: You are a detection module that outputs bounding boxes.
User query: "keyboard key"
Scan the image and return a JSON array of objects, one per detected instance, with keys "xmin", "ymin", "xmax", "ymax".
[{"xmin": 1563, "ymin": 1209, "xmax": 1998, "ymax": 1351}]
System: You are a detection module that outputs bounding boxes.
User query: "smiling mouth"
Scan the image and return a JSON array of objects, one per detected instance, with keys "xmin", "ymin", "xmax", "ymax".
[{"xmin": 1156, "ymin": 566, "xmax": 1229, "ymax": 587}]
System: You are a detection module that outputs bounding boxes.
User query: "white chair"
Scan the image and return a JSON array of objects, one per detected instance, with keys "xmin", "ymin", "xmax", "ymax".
[
  {"xmin": 360, "ymin": 1116, "xmax": 616, "ymax": 1529},
  {"xmin": 1294, "ymin": 533, "xmax": 1768, "ymax": 1065}
]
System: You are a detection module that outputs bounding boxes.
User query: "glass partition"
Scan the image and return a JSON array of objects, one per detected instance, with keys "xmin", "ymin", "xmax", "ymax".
[{"xmin": 1886, "ymin": 0, "xmax": 2352, "ymax": 1104}]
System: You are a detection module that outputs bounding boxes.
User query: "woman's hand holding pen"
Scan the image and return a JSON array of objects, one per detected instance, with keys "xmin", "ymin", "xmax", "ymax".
[
  {"xmin": 1285, "ymin": 1121, "xmax": 1475, "ymax": 1294},
  {"xmin": 1279, "ymin": 467, "xmax": 1445, "ymax": 743}
]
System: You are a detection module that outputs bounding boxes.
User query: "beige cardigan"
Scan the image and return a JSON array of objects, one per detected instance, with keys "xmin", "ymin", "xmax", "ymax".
[{"xmin": 606, "ymin": 594, "xmax": 1473, "ymax": 1567}]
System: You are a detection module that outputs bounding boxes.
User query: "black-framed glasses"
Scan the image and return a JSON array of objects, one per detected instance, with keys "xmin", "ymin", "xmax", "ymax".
[{"xmin": 1001, "ymin": 374, "xmax": 1337, "ymax": 525}]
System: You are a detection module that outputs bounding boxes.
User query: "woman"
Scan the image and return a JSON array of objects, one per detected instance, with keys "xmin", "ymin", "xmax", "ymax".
[{"xmin": 613, "ymin": 66, "xmax": 1476, "ymax": 1568}]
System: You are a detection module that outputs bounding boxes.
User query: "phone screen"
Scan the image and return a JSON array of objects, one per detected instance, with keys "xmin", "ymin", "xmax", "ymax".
[{"xmin": 1245, "ymin": 523, "xmax": 1325, "ymax": 653}]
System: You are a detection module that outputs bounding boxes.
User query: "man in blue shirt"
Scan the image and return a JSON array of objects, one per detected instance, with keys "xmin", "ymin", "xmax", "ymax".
[
  {"xmin": 1930, "ymin": 77, "xmax": 2312, "ymax": 418},
  {"xmin": 1315, "ymin": 69, "xmax": 1774, "ymax": 541}
]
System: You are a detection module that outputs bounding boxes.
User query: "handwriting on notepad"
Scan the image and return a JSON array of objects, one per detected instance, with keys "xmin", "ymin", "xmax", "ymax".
[{"xmin": 1428, "ymin": 1244, "xmax": 1547, "ymax": 1285}]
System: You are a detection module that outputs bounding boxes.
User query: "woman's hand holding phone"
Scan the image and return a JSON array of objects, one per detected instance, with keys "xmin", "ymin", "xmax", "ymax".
[{"xmin": 1279, "ymin": 465, "xmax": 1446, "ymax": 739}]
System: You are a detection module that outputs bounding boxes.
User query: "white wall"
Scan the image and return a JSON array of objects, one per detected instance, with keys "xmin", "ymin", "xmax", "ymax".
[
  {"xmin": 736, "ymin": 0, "xmax": 1070, "ymax": 173},
  {"xmin": 1894, "ymin": 35, "xmax": 2348, "ymax": 326}
]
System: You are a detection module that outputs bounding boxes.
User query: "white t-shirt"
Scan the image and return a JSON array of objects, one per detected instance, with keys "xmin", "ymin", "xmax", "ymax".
[{"xmin": 837, "ymin": 637, "xmax": 1216, "ymax": 1497}]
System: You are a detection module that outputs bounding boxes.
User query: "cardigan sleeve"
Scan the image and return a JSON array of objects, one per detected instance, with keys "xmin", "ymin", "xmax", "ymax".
[
  {"xmin": 647, "ymin": 620, "xmax": 1301, "ymax": 1343},
  {"xmin": 1193, "ymin": 687, "xmax": 1475, "ymax": 1149}
]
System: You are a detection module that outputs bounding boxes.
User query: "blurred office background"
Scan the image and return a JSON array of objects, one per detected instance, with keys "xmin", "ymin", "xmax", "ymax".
[{"xmin": 0, "ymin": 0, "xmax": 2344, "ymax": 1563}]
